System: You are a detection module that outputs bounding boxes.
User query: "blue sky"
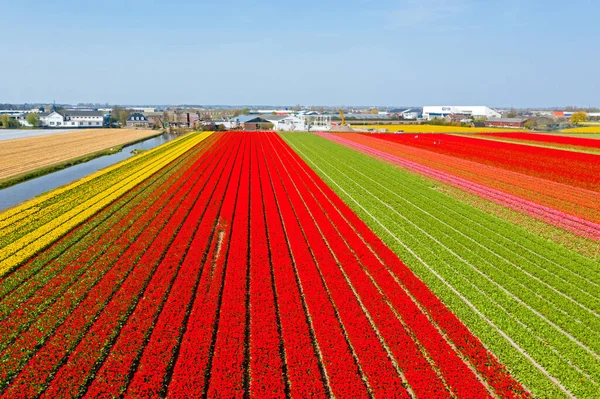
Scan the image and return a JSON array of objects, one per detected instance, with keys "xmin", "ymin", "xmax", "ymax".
[{"xmin": 1, "ymin": 0, "xmax": 598, "ymax": 107}]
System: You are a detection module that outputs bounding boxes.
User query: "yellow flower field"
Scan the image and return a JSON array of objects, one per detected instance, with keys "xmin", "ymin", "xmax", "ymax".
[
  {"xmin": 561, "ymin": 125, "xmax": 600, "ymax": 133},
  {"xmin": 350, "ymin": 124, "xmax": 519, "ymax": 133},
  {"xmin": 0, "ymin": 131, "xmax": 196, "ymax": 226},
  {"xmin": 0, "ymin": 131, "xmax": 213, "ymax": 277}
]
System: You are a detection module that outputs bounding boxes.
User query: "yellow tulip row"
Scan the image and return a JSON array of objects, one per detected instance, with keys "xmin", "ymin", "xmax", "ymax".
[
  {"xmin": 0, "ymin": 132, "xmax": 209, "ymax": 246},
  {"xmin": 0, "ymin": 131, "xmax": 200, "ymax": 229},
  {"xmin": 0, "ymin": 207, "xmax": 40, "ymax": 231},
  {"xmin": 561, "ymin": 126, "xmax": 600, "ymax": 133},
  {"xmin": 0, "ymin": 132, "xmax": 213, "ymax": 277}
]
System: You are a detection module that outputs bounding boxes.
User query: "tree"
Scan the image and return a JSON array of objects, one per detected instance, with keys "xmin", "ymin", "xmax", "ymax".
[
  {"xmin": 110, "ymin": 106, "xmax": 123, "ymax": 126},
  {"xmin": 0, "ymin": 114, "xmax": 19, "ymax": 128},
  {"xmin": 0, "ymin": 114, "xmax": 10, "ymax": 128},
  {"xmin": 506, "ymin": 110, "xmax": 518, "ymax": 118},
  {"xmin": 241, "ymin": 108, "xmax": 250, "ymax": 115},
  {"xmin": 370, "ymin": 109, "xmax": 379, "ymax": 114},
  {"xmin": 162, "ymin": 110, "xmax": 169, "ymax": 121},
  {"xmin": 26, "ymin": 112, "xmax": 40, "ymax": 127},
  {"xmin": 570, "ymin": 111, "xmax": 588, "ymax": 125},
  {"xmin": 110, "ymin": 106, "xmax": 131, "ymax": 127},
  {"xmin": 118, "ymin": 109, "xmax": 130, "ymax": 127},
  {"xmin": 524, "ymin": 120, "xmax": 537, "ymax": 130}
]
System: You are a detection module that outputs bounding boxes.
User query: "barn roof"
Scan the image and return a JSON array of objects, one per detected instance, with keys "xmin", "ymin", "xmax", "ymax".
[
  {"xmin": 65, "ymin": 111, "xmax": 104, "ymax": 117},
  {"xmin": 259, "ymin": 114, "xmax": 287, "ymax": 122},
  {"xmin": 486, "ymin": 117, "xmax": 530, "ymax": 123},
  {"xmin": 237, "ymin": 116, "xmax": 271, "ymax": 124}
]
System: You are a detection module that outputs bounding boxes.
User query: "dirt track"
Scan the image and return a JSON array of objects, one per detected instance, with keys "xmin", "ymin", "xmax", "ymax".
[{"xmin": 0, "ymin": 129, "xmax": 158, "ymax": 181}]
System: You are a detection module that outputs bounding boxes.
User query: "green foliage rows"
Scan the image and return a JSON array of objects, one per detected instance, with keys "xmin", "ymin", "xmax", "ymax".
[{"xmin": 283, "ymin": 133, "xmax": 600, "ymax": 399}]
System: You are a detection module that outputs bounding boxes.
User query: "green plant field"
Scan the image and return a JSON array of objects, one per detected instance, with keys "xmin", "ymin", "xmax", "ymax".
[{"xmin": 282, "ymin": 132, "xmax": 600, "ymax": 399}]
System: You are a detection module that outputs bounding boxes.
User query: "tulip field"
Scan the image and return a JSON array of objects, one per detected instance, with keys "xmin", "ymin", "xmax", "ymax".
[
  {"xmin": 1, "ymin": 130, "xmax": 599, "ymax": 398},
  {"xmin": 350, "ymin": 124, "xmax": 516, "ymax": 133},
  {"xmin": 475, "ymin": 132, "xmax": 600, "ymax": 153},
  {"xmin": 318, "ymin": 133, "xmax": 600, "ymax": 240}
]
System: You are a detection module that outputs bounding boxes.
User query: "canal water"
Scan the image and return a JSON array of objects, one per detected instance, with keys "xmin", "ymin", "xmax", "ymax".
[
  {"xmin": 0, "ymin": 132, "xmax": 180, "ymax": 211},
  {"xmin": 0, "ymin": 129, "xmax": 78, "ymax": 141}
]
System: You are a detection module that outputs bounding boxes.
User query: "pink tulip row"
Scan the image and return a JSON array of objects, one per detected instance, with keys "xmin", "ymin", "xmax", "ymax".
[
  {"xmin": 321, "ymin": 133, "xmax": 600, "ymax": 242},
  {"xmin": 370, "ymin": 133, "xmax": 600, "ymax": 191}
]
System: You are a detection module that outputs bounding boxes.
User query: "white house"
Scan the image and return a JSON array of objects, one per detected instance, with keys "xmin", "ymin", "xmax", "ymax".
[
  {"xmin": 273, "ymin": 115, "xmax": 333, "ymax": 132},
  {"xmin": 275, "ymin": 116, "xmax": 307, "ymax": 131},
  {"xmin": 39, "ymin": 112, "xmax": 66, "ymax": 127},
  {"xmin": 399, "ymin": 108, "xmax": 422, "ymax": 120},
  {"xmin": 306, "ymin": 114, "xmax": 331, "ymax": 131},
  {"xmin": 422, "ymin": 106, "xmax": 501, "ymax": 121},
  {"xmin": 64, "ymin": 111, "xmax": 105, "ymax": 127},
  {"xmin": 39, "ymin": 111, "xmax": 105, "ymax": 128}
]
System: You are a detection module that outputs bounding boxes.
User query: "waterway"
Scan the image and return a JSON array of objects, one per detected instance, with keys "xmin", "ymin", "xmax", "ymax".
[{"xmin": 0, "ymin": 132, "xmax": 180, "ymax": 211}]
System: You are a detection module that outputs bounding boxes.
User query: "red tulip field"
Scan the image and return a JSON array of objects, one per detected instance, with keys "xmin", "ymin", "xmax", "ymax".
[
  {"xmin": 1, "ymin": 130, "xmax": 598, "ymax": 398},
  {"xmin": 479, "ymin": 132, "xmax": 600, "ymax": 152}
]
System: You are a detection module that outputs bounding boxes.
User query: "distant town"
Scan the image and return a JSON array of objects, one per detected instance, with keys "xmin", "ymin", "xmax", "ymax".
[{"xmin": 0, "ymin": 103, "xmax": 598, "ymax": 132}]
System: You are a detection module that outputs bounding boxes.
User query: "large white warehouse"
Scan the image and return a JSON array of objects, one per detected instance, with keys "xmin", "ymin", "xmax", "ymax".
[{"xmin": 423, "ymin": 106, "xmax": 501, "ymax": 120}]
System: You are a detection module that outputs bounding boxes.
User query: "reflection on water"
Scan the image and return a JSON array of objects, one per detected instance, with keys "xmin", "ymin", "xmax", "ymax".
[{"xmin": 0, "ymin": 132, "xmax": 180, "ymax": 211}]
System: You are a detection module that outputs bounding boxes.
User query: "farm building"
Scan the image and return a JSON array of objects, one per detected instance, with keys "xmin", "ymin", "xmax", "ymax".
[
  {"xmin": 241, "ymin": 116, "xmax": 273, "ymax": 131},
  {"xmin": 273, "ymin": 115, "xmax": 332, "ymax": 131},
  {"xmin": 126, "ymin": 113, "xmax": 153, "ymax": 128},
  {"xmin": 306, "ymin": 114, "xmax": 332, "ymax": 131},
  {"xmin": 37, "ymin": 111, "xmax": 105, "ymax": 128},
  {"xmin": 423, "ymin": 106, "xmax": 501, "ymax": 121},
  {"xmin": 553, "ymin": 111, "xmax": 573, "ymax": 119},
  {"xmin": 219, "ymin": 115, "xmax": 272, "ymax": 130},
  {"xmin": 484, "ymin": 118, "xmax": 531, "ymax": 128},
  {"xmin": 130, "ymin": 107, "xmax": 156, "ymax": 113},
  {"xmin": 144, "ymin": 112, "xmax": 165, "ymax": 128},
  {"xmin": 274, "ymin": 116, "xmax": 306, "ymax": 131},
  {"xmin": 261, "ymin": 114, "xmax": 287, "ymax": 126},
  {"xmin": 214, "ymin": 114, "xmax": 331, "ymax": 131},
  {"xmin": 344, "ymin": 113, "xmax": 392, "ymax": 121},
  {"xmin": 553, "ymin": 111, "xmax": 600, "ymax": 119},
  {"xmin": 448, "ymin": 114, "xmax": 472, "ymax": 124},
  {"xmin": 399, "ymin": 108, "xmax": 422, "ymax": 120}
]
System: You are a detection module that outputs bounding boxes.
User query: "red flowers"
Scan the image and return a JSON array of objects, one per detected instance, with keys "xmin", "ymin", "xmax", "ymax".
[
  {"xmin": 369, "ymin": 133, "xmax": 600, "ymax": 191},
  {"xmin": 0, "ymin": 132, "xmax": 528, "ymax": 398},
  {"xmin": 480, "ymin": 132, "xmax": 600, "ymax": 150},
  {"xmin": 330, "ymin": 133, "xmax": 600, "ymax": 236}
]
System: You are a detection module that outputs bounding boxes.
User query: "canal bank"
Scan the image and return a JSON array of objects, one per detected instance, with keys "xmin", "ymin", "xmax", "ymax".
[
  {"xmin": 0, "ymin": 132, "xmax": 184, "ymax": 211},
  {"xmin": 0, "ymin": 131, "xmax": 166, "ymax": 190}
]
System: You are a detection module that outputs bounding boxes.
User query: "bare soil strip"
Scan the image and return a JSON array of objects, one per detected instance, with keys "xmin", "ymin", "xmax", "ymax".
[{"xmin": 0, "ymin": 129, "xmax": 160, "ymax": 183}]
